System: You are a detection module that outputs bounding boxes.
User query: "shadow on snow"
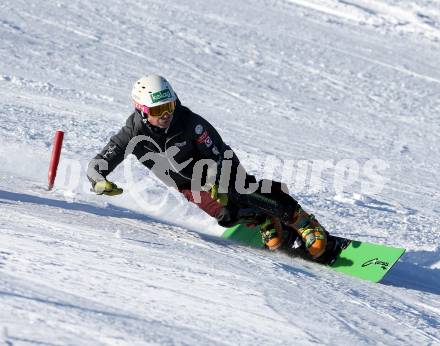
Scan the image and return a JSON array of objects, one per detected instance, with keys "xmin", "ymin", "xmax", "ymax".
[
  {"xmin": 382, "ymin": 253, "xmax": 440, "ymax": 296},
  {"xmin": 2, "ymin": 189, "xmax": 439, "ymax": 296},
  {"xmin": 0, "ymin": 189, "xmax": 155, "ymax": 222}
]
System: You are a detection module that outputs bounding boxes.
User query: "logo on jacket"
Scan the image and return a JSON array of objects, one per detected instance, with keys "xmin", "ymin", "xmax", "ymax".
[
  {"xmin": 205, "ymin": 136, "xmax": 213, "ymax": 147},
  {"xmin": 103, "ymin": 144, "xmax": 117, "ymax": 159},
  {"xmin": 195, "ymin": 124, "xmax": 204, "ymax": 135},
  {"xmin": 196, "ymin": 130, "xmax": 209, "ymax": 144}
]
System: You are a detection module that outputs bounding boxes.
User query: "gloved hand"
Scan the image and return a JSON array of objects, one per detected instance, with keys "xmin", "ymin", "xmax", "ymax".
[
  {"xmin": 93, "ymin": 180, "xmax": 123, "ymax": 196},
  {"xmin": 209, "ymin": 184, "xmax": 229, "ymax": 206}
]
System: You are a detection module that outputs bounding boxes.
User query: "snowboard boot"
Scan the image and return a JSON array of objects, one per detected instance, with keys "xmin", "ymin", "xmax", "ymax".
[
  {"xmin": 259, "ymin": 217, "xmax": 284, "ymax": 250},
  {"xmin": 289, "ymin": 209, "xmax": 327, "ymax": 259}
]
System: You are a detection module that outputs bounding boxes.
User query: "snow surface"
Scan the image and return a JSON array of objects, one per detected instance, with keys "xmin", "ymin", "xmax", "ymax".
[{"xmin": 1, "ymin": 0, "xmax": 440, "ymax": 345}]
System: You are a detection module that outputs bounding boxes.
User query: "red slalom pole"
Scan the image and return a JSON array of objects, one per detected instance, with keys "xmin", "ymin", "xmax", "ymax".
[{"xmin": 48, "ymin": 130, "xmax": 64, "ymax": 190}]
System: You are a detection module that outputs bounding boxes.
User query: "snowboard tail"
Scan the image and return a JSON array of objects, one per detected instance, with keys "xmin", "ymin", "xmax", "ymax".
[
  {"xmin": 222, "ymin": 224, "xmax": 405, "ymax": 283},
  {"xmin": 329, "ymin": 240, "xmax": 405, "ymax": 282}
]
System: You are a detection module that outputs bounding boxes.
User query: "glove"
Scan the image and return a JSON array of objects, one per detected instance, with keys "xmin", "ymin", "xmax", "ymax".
[
  {"xmin": 209, "ymin": 184, "xmax": 229, "ymax": 206},
  {"xmin": 93, "ymin": 180, "xmax": 123, "ymax": 196}
]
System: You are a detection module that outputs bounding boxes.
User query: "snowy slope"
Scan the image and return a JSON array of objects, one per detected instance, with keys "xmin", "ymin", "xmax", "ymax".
[{"xmin": 1, "ymin": 0, "xmax": 440, "ymax": 345}]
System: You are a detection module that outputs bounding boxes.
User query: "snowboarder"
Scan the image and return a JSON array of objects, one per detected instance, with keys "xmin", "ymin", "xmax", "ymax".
[{"xmin": 87, "ymin": 75, "xmax": 327, "ymax": 260}]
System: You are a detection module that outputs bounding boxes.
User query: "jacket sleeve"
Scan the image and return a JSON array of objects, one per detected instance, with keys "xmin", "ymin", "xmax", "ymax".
[
  {"xmin": 190, "ymin": 115, "xmax": 256, "ymax": 192},
  {"xmin": 87, "ymin": 114, "xmax": 136, "ymax": 186}
]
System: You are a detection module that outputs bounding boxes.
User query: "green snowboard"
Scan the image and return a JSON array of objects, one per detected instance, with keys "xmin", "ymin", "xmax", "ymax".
[{"xmin": 222, "ymin": 224, "xmax": 405, "ymax": 283}]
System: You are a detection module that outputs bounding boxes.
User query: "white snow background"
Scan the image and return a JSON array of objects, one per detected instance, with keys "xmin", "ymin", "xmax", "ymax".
[{"xmin": 1, "ymin": 0, "xmax": 440, "ymax": 345}]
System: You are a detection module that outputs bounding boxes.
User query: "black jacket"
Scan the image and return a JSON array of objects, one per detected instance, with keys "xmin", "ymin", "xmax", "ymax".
[{"xmin": 87, "ymin": 102, "xmax": 247, "ymax": 191}]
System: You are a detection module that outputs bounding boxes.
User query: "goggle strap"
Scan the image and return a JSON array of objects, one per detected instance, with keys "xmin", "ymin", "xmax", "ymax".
[{"xmin": 133, "ymin": 100, "xmax": 176, "ymax": 117}]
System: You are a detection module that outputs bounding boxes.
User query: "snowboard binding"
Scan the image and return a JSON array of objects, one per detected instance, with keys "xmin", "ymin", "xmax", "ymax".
[
  {"xmin": 228, "ymin": 179, "xmax": 341, "ymax": 262},
  {"xmin": 281, "ymin": 228, "xmax": 352, "ymax": 265}
]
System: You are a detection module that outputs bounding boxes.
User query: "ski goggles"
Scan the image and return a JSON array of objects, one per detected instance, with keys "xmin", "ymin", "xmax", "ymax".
[{"xmin": 134, "ymin": 100, "xmax": 176, "ymax": 117}]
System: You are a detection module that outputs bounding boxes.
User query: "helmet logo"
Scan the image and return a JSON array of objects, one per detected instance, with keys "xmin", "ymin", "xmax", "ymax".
[{"xmin": 150, "ymin": 88, "xmax": 172, "ymax": 103}]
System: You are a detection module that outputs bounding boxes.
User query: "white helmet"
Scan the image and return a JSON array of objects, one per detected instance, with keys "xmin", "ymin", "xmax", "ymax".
[{"xmin": 131, "ymin": 75, "xmax": 177, "ymax": 110}]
